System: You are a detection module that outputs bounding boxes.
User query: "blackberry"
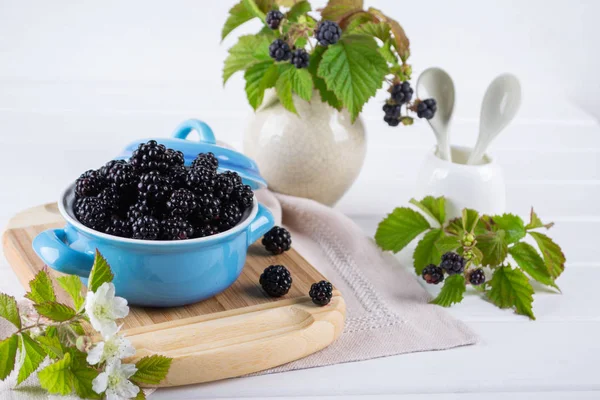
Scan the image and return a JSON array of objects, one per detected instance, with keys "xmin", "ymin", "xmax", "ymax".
[
  {"xmin": 290, "ymin": 48, "xmax": 310, "ymax": 69},
  {"xmin": 106, "ymin": 162, "xmax": 138, "ymax": 195},
  {"xmin": 195, "ymin": 193, "xmax": 221, "ymax": 223},
  {"xmin": 185, "ymin": 167, "xmax": 216, "ymax": 195},
  {"xmin": 262, "ymin": 226, "xmax": 292, "ymax": 254},
  {"xmin": 217, "ymin": 203, "xmax": 242, "ymax": 232},
  {"xmin": 99, "ymin": 159, "xmax": 126, "ymax": 178},
  {"xmin": 105, "ymin": 217, "xmax": 132, "ymax": 238},
  {"xmin": 130, "ymin": 140, "xmax": 169, "ymax": 172},
  {"xmin": 131, "ymin": 215, "xmax": 161, "ymax": 240},
  {"xmin": 166, "ymin": 188, "xmax": 197, "ymax": 217},
  {"xmin": 126, "ymin": 200, "xmax": 153, "ymax": 223},
  {"xmin": 138, "ymin": 171, "xmax": 173, "ymax": 207},
  {"xmin": 383, "ymin": 103, "xmax": 401, "ymax": 127},
  {"xmin": 169, "ymin": 165, "xmax": 188, "ymax": 189},
  {"xmin": 165, "ymin": 149, "xmax": 185, "ymax": 168},
  {"xmin": 74, "ymin": 197, "xmax": 109, "ymax": 231},
  {"xmin": 213, "ymin": 173, "xmax": 236, "ymax": 199},
  {"xmin": 231, "ymin": 184, "xmax": 254, "ymax": 211},
  {"xmin": 417, "ymin": 98, "xmax": 437, "ymax": 120},
  {"xmin": 98, "ymin": 187, "xmax": 121, "ymax": 213},
  {"xmin": 309, "ymin": 280, "xmax": 333, "ymax": 306},
  {"xmin": 391, "ymin": 81, "xmax": 413, "ymax": 104},
  {"xmin": 315, "ymin": 20, "xmax": 342, "ymax": 46},
  {"xmin": 194, "ymin": 223, "xmax": 218, "ymax": 238},
  {"xmin": 266, "ymin": 10, "xmax": 284, "ymax": 29},
  {"xmin": 269, "ymin": 39, "xmax": 291, "ymax": 61},
  {"xmin": 160, "ymin": 217, "xmax": 194, "ymax": 240},
  {"xmin": 422, "ymin": 264, "xmax": 444, "ymax": 284},
  {"xmin": 440, "ymin": 252, "xmax": 466, "ymax": 275},
  {"xmin": 75, "ymin": 170, "xmax": 105, "ymax": 198},
  {"xmin": 222, "ymin": 170, "xmax": 243, "ymax": 186},
  {"xmin": 469, "ymin": 269, "xmax": 486, "ymax": 285},
  {"xmin": 260, "ymin": 265, "xmax": 292, "ymax": 297},
  {"xmin": 191, "ymin": 152, "xmax": 218, "ymax": 171}
]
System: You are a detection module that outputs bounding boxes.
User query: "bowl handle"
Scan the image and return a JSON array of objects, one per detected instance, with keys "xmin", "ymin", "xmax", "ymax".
[
  {"xmin": 32, "ymin": 228, "xmax": 95, "ymax": 278},
  {"xmin": 171, "ymin": 119, "xmax": 217, "ymax": 145},
  {"xmin": 247, "ymin": 204, "xmax": 275, "ymax": 245}
]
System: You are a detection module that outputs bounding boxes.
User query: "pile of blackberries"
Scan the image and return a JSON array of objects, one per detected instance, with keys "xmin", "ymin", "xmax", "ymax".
[
  {"xmin": 422, "ymin": 252, "xmax": 486, "ymax": 286},
  {"xmin": 383, "ymin": 81, "xmax": 437, "ymax": 127},
  {"xmin": 73, "ymin": 140, "xmax": 254, "ymax": 240}
]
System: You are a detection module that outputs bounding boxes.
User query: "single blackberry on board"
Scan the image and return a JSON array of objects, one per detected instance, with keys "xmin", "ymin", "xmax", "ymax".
[
  {"xmin": 417, "ymin": 98, "xmax": 437, "ymax": 120},
  {"xmin": 309, "ymin": 280, "xmax": 333, "ymax": 306},
  {"xmin": 191, "ymin": 152, "xmax": 218, "ymax": 171},
  {"xmin": 290, "ymin": 48, "xmax": 310, "ymax": 69},
  {"xmin": 130, "ymin": 140, "xmax": 169, "ymax": 172},
  {"xmin": 440, "ymin": 252, "xmax": 466, "ymax": 275},
  {"xmin": 262, "ymin": 226, "xmax": 292, "ymax": 255},
  {"xmin": 106, "ymin": 162, "xmax": 138, "ymax": 195},
  {"xmin": 160, "ymin": 217, "xmax": 194, "ymax": 240},
  {"xmin": 469, "ymin": 269, "xmax": 486, "ymax": 286},
  {"xmin": 422, "ymin": 264, "xmax": 444, "ymax": 284},
  {"xmin": 74, "ymin": 197, "xmax": 110, "ymax": 231},
  {"xmin": 315, "ymin": 20, "xmax": 342, "ymax": 46},
  {"xmin": 166, "ymin": 188, "xmax": 197, "ymax": 217},
  {"xmin": 383, "ymin": 102, "xmax": 401, "ymax": 127},
  {"xmin": 185, "ymin": 167, "xmax": 216, "ymax": 196},
  {"xmin": 391, "ymin": 81, "xmax": 413, "ymax": 104},
  {"xmin": 266, "ymin": 10, "xmax": 284, "ymax": 29},
  {"xmin": 105, "ymin": 217, "xmax": 132, "ymax": 238},
  {"xmin": 99, "ymin": 159, "xmax": 126, "ymax": 178},
  {"xmin": 131, "ymin": 215, "xmax": 161, "ymax": 240},
  {"xmin": 260, "ymin": 265, "xmax": 292, "ymax": 297},
  {"xmin": 269, "ymin": 39, "xmax": 292, "ymax": 61},
  {"xmin": 138, "ymin": 171, "xmax": 173, "ymax": 207},
  {"xmin": 217, "ymin": 203, "xmax": 242, "ymax": 232},
  {"xmin": 232, "ymin": 184, "xmax": 254, "ymax": 211},
  {"xmin": 195, "ymin": 193, "xmax": 221, "ymax": 223},
  {"xmin": 126, "ymin": 200, "xmax": 153, "ymax": 223},
  {"xmin": 75, "ymin": 170, "xmax": 105, "ymax": 198}
]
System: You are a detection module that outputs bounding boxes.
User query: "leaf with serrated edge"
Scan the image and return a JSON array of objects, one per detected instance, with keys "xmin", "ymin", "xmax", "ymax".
[
  {"xmin": 491, "ymin": 213, "xmax": 525, "ymax": 244},
  {"xmin": 366, "ymin": 7, "xmax": 410, "ymax": 59},
  {"xmin": 462, "ymin": 209, "xmax": 480, "ymax": 234},
  {"xmin": 133, "ymin": 389, "xmax": 147, "ymax": 400},
  {"xmin": 0, "ymin": 294, "xmax": 21, "ymax": 329},
  {"xmin": 525, "ymin": 208, "xmax": 554, "ymax": 230},
  {"xmin": 476, "ymin": 230, "xmax": 508, "ymax": 267},
  {"xmin": 410, "ymin": 196, "xmax": 446, "ymax": 226},
  {"xmin": 342, "ymin": 11, "xmax": 376, "ymax": 31},
  {"xmin": 25, "ymin": 270, "xmax": 56, "ymax": 305},
  {"xmin": 529, "ymin": 232, "xmax": 565, "ymax": 279},
  {"xmin": 509, "ymin": 242, "xmax": 559, "ymax": 290},
  {"xmin": 221, "ymin": 1, "xmax": 254, "ymax": 41},
  {"xmin": 413, "ymin": 229, "xmax": 444, "ymax": 275},
  {"xmin": 309, "ymin": 46, "xmax": 343, "ymax": 110},
  {"xmin": 351, "ymin": 21, "xmax": 391, "ymax": 42},
  {"xmin": 286, "ymin": 0, "xmax": 311, "ymax": 21},
  {"xmin": 131, "ymin": 355, "xmax": 173, "ymax": 385},
  {"xmin": 242, "ymin": 0, "xmax": 267, "ymax": 21},
  {"xmin": 445, "ymin": 217, "xmax": 463, "ymax": 236},
  {"xmin": 321, "ymin": 0, "xmax": 363, "ymax": 21},
  {"xmin": 0, "ymin": 335, "xmax": 18, "ymax": 380},
  {"xmin": 430, "ymin": 275, "xmax": 466, "ymax": 307},
  {"xmin": 37, "ymin": 331, "xmax": 64, "ymax": 360},
  {"xmin": 487, "ymin": 266, "xmax": 535, "ymax": 319},
  {"xmin": 223, "ymin": 35, "xmax": 271, "ymax": 84},
  {"xmin": 17, "ymin": 333, "xmax": 46, "ymax": 384},
  {"xmin": 317, "ymin": 35, "xmax": 387, "ymax": 122},
  {"xmin": 57, "ymin": 275, "xmax": 85, "ymax": 311},
  {"xmin": 245, "ymin": 61, "xmax": 278, "ymax": 110},
  {"xmin": 38, "ymin": 353, "xmax": 73, "ymax": 395},
  {"xmin": 71, "ymin": 365, "xmax": 100, "ymax": 399},
  {"xmin": 435, "ymin": 235, "xmax": 461, "ymax": 254},
  {"xmin": 275, "ymin": 66, "xmax": 297, "ymax": 114},
  {"xmin": 375, "ymin": 207, "xmax": 431, "ymax": 253},
  {"xmin": 88, "ymin": 250, "xmax": 114, "ymax": 293},
  {"xmin": 470, "ymin": 246, "xmax": 484, "ymax": 266},
  {"xmin": 34, "ymin": 302, "xmax": 76, "ymax": 322}
]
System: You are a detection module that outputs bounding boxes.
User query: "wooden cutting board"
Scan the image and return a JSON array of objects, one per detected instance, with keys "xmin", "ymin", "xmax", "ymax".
[{"xmin": 2, "ymin": 203, "xmax": 345, "ymax": 387}]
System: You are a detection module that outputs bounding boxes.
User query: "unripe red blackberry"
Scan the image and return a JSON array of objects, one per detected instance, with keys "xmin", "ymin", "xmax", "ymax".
[{"xmin": 422, "ymin": 264, "xmax": 444, "ymax": 284}]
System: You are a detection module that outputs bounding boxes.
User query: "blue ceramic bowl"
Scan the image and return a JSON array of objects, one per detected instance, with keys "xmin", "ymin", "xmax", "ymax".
[{"xmin": 33, "ymin": 185, "xmax": 274, "ymax": 307}]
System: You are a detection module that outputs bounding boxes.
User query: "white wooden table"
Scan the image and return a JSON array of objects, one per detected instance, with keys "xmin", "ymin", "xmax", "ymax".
[{"xmin": 0, "ymin": 95, "xmax": 598, "ymax": 399}]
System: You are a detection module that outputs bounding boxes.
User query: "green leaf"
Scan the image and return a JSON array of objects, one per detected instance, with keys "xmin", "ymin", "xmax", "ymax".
[
  {"xmin": 309, "ymin": 46, "xmax": 342, "ymax": 110},
  {"xmin": 36, "ymin": 329, "xmax": 64, "ymax": 360},
  {"xmin": 321, "ymin": 0, "xmax": 363, "ymax": 21},
  {"xmin": 462, "ymin": 209, "xmax": 480, "ymax": 234},
  {"xmin": 366, "ymin": 7, "xmax": 410, "ymax": 60},
  {"xmin": 469, "ymin": 246, "xmax": 485, "ymax": 266},
  {"xmin": 351, "ymin": 21, "xmax": 391, "ymax": 42},
  {"xmin": 435, "ymin": 235, "xmax": 461, "ymax": 254},
  {"xmin": 57, "ymin": 275, "xmax": 85, "ymax": 311},
  {"xmin": 0, "ymin": 335, "xmax": 18, "ymax": 380},
  {"xmin": 413, "ymin": 229, "xmax": 444, "ymax": 275},
  {"xmin": 492, "ymin": 213, "xmax": 526, "ymax": 244},
  {"xmin": 375, "ymin": 207, "xmax": 431, "ymax": 253},
  {"xmin": 25, "ymin": 270, "xmax": 56, "ymax": 305},
  {"xmin": 221, "ymin": 1, "xmax": 254, "ymax": 41},
  {"xmin": 317, "ymin": 34, "xmax": 388, "ymax": 122},
  {"xmin": 529, "ymin": 232, "xmax": 565, "ymax": 279},
  {"xmin": 445, "ymin": 217, "xmax": 463, "ymax": 236},
  {"xmin": 34, "ymin": 302, "xmax": 76, "ymax": 322},
  {"xmin": 131, "ymin": 355, "xmax": 173, "ymax": 385},
  {"xmin": 275, "ymin": 66, "xmax": 297, "ymax": 114},
  {"xmin": 430, "ymin": 275, "xmax": 466, "ymax": 307},
  {"xmin": 410, "ymin": 196, "xmax": 446, "ymax": 226},
  {"xmin": 509, "ymin": 242, "xmax": 559, "ymax": 290},
  {"xmin": 487, "ymin": 266, "xmax": 535, "ymax": 319},
  {"xmin": 223, "ymin": 35, "xmax": 271, "ymax": 84},
  {"xmin": 275, "ymin": 64, "xmax": 314, "ymax": 113},
  {"xmin": 378, "ymin": 39, "xmax": 398, "ymax": 64},
  {"xmin": 343, "ymin": 11, "xmax": 377, "ymax": 32},
  {"xmin": 88, "ymin": 250, "xmax": 114, "ymax": 293},
  {"xmin": 525, "ymin": 208, "xmax": 554, "ymax": 230},
  {"xmin": 242, "ymin": 0, "xmax": 267, "ymax": 22},
  {"xmin": 17, "ymin": 333, "xmax": 46, "ymax": 384},
  {"xmin": 476, "ymin": 230, "xmax": 508, "ymax": 267},
  {"xmin": 286, "ymin": 0, "xmax": 311, "ymax": 21},
  {"xmin": 38, "ymin": 352, "xmax": 73, "ymax": 396},
  {"xmin": 0, "ymin": 294, "xmax": 21, "ymax": 329},
  {"xmin": 133, "ymin": 389, "xmax": 147, "ymax": 400},
  {"xmin": 245, "ymin": 61, "xmax": 278, "ymax": 110},
  {"xmin": 71, "ymin": 362, "xmax": 100, "ymax": 399}
]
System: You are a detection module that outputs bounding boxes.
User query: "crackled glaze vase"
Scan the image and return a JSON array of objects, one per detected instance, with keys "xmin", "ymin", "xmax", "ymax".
[{"xmin": 244, "ymin": 92, "xmax": 366, "ymax": 206}]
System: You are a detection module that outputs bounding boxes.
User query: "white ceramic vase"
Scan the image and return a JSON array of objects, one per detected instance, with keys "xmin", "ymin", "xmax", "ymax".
[{"xmin": 244, "ymin": 91, "xmax": 366, "ymax": 206}]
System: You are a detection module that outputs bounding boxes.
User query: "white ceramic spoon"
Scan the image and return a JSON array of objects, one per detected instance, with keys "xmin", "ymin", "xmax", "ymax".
[
  {"xmin": 417, "ymin": 67, "xmax": 455, "ymax": 162},
  {"xmin": 467, "ymin": 74, "xmax": 522, "ymax": 165}
]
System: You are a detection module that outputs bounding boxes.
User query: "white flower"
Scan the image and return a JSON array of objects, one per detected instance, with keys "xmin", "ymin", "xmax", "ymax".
[
  {"xmin": 92, "ymin": 359, "xmax": 140, "ymax": 400},
  {"xmin": 85, "ymin": 282, "xmax": 129, "ymax": 336},
  {"xmin": 87, "ymin": 331, "xmax": 136, "ymax": 365}
]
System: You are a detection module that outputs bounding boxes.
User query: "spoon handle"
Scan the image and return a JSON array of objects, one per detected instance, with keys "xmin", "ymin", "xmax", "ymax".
[
  {"xmin": 437, "ymin": 135, "xmax": 452, "ymax": 162},
  {"xmin": 467, "ymin": 142, "xmax": 486, "ymax": 165}
]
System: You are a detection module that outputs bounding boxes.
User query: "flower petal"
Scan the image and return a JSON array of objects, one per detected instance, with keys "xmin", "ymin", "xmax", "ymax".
[
  {"xmin": 111, "ymin": 296, "xmax": 129, "ymax": 319},
  {"xmin": 92, "ymin": 371, "xmax": 108, "ymax": 394},
  {"xmin": 86, "ymin": 342, "xmax": 105, "ymax": 365},
  {"xmin": 120, "ymin": 362, "xmax": 138, "ymax": 379},
  {"xmin": 98, "ymin": 320, "xmax": 119, "ymax": 337}
]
